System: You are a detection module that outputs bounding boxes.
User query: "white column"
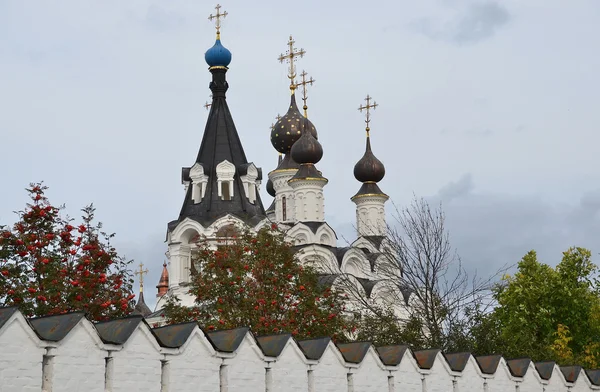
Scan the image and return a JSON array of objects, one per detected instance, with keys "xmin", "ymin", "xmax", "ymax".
[
  {"xmin": 166, "ymin": 243, "xmax": 191, "ymax": 287},
  {"xmin": 289, "ymin": 180, "xmax": 327, "ymax": 222},
  {"xmin": 352, "ymin": 195, "xmax": 388, "ymax": 236}
]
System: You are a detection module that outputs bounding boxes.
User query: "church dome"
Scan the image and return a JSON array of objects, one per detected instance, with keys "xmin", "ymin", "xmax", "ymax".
[
  {"xmin": 291, "ymin": 119, "xmax": 323, "ymax": 165},
  {"xmin": 270, "ymin": 94, "xmax": 317, "ymax": 154},
  {"xmin": 205, "ymin": 37, "xmax": 232, "ymax": 68},
  {"xmin": 266, "ymin": 178, "xmax": 275, "ymax": 197},
  {"xmin": 354, "ymin": 136, "xmax": 385, "ymax": 183}
]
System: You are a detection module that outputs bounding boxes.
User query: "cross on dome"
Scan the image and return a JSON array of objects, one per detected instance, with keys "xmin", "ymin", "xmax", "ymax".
[
  {"xmin": 293, "ymin": 70, "xmax": 315, "ymax": 117},
  {"xmin": 134, "ymin": 262, "xmax": 149, "ymax": 293},
  {"xmin": 208, "ymin": 4, "xmax": 228, "ymax": 36},
  {"xmin": 358, "ymin": 95, "xmax": 378, "ymax": 134},
  {"xmin": 278, "ymin": 36, "xmax": 306, "ymax": 89}
]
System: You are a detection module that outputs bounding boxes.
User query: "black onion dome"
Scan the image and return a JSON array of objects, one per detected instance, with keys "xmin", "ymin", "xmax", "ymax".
[
  {"xmin": 271, "ymin": 94, "xmax": 318, "ymax": 154},
  {"xmin": 291, "ymin": 118, "xmax": 323, "ymax": 164},
  {"xmin": 354, "ymin": 136, "xmax": 385, "ymax": 183},
  {"xmin": 266, "ymin": 178, "xmax": 275, "ymax": 197}
]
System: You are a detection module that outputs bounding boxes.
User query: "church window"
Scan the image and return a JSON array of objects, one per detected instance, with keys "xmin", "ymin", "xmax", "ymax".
[
  {"xmin": 282, "ymin": 196, "xmax": 287, "ymax": 221},
  {"xmin": 189, "ymin": 163, "xmax": 208, "ymax": 204},
  {"xmin": 240, "ymin": 163, "xmax": 259, "ymax": 204},
  {"xmin": 222, "ymin": 182, "xmax": 231, "ymax": 200},
  {"xmin": 216, "ymin": 160, "xmax": 235, "ymax": 201}
]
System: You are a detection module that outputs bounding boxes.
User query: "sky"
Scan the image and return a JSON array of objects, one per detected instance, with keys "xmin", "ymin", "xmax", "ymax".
[{"xmin": 1, "ymin": 0, "xmax": 599, "ymax": 309}]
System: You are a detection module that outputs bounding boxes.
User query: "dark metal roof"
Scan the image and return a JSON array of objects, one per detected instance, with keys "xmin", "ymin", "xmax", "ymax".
[
  {"xmin": 297, "ymin": 337, "xmax": 331, "ymax": 360},
  {"xmin": 414, "ymin": 349, "xmax": 441, "ymax": 369},
  {"xmin": 28, "ymin": 312, "xmax": 85, "ymax": 342},
  {"xmin": 362, "ymin": 235, "xmax": 385, "ymax": 250},
  {"xmin": 296, "ymin": 221, "xmax": 326, "ymax": 234},
  {"xmin": 317, "ymin": 274, "xmax": 338, "ymax": 288},
  {"xmin": 560, "ymin": 365, "xmax": 582, "ymax": 383},
  {"xmin": 205, "ymin": 327, "xmax": 249, "ymax": 353},
  {"xmin": 585, "ymin": 369, "xmax": 600, "ymax": 386},
  {"xmin": 476, "ymin": 354, "xmax": 503, "ymax": 374},
  {"xmin": 266, "ymin": 199, "xmax": 275, "ymax": 213},
  {"xmin": 0, "ymin": 306, "xmax": 18, "ymax": 330},
  {"xmin": 444, "ymin": 352, "xmax": 471, "ymax": 372},
  {"xmin": 376, "ymin": 345, "xmax": 409, "ymax": 366},
  {"xmin": 335, "ymin": 247, "xmax": 351, "ymax": 266},
  {"xmin": 337, "ymin": 342, "xmax": 371, "ymax": 364},
  {"xmin": 94, "ymin": 315, "xmax": 144, "ymax": 345},
  {"xmin": 506, "ymin": 358, "xmax": 531, "ymax": 377},
  {"xmin": 168, "ymin": 67, "xmax": 266, "ymax": 231},
  {"xmin": 255, "ymin": 333, "xmax": 292, "ymax": 358},
  {"xmin": 355, "ymin": 277, "xmax": 377, "ymax": 298},
  {"xmin": 534, "ymin": 361, "xmax": 555, "ymax": 380},
  {"xmin": 152, "ymin": 322, "xmax": 198, "ymax": 348},
  {"xmin": 352, "ymin": 182, "xmax": 388, "ymax": 200},
  {"xmin": 133, "ymin": 292, "xmax": 152, "ymax": 317}
]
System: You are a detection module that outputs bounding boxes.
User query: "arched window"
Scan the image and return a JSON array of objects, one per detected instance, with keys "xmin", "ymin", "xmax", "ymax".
[{"xmin": 282, "ymin": 196, "xmax": 287, "ymax": 221}]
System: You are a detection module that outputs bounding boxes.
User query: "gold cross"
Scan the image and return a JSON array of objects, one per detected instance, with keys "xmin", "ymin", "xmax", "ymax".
[
  {"xmin": 358, "ymin": 95, "xmax": 378, "ymax": 133},
  {"xmin": 270, "ymin": 114, "xmax": 282, "ymax": 130},
  {"xmin": 293, "ymin": 70, "xmax": 315, "ymax": 117},
  {"xmin": 278, "ymin": 36, "xmax": 306, "ymax": 88},
  {"xmin": 208, "ymin": 4, "xmax": 228, "ymax": 35},
  {"xmin": 134, "ymin": 262, "xmax": 149, "ymax": 293}
]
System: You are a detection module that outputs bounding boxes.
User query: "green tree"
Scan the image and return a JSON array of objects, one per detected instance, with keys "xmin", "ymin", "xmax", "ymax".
[
  {"xmin": 493, "ymin": 247, "xmax": 600, "ymax": 365},
  {"xmin": 163, "ymin": 225, "xmax": 354, "ymax": 340},
  {"xmin": 0, "ymin": 183, "xmax": 135, "ymax": 320}
]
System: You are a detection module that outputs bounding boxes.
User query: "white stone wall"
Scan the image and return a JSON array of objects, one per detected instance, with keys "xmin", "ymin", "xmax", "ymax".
[
  {"xmin": 1, "ymin": 308, "xmax": 600, "ymax": 392},
  {"xmin": 165, "ymin": 330, "xmax": 221, "ymax": 392},
  {"xmin": 269, "ymin": 341, "xmax": 309, "ymax": 392},
  {"xmin": 0, "ymin": 312, "xmax": 44, "ymax": 392},
  {"xmin": 51, "ymin": 320, "xmax": 106, "ymax": 392},
  {"xmin": 110, "ymin": 325, "xmax": 162, "ymax": 392}
]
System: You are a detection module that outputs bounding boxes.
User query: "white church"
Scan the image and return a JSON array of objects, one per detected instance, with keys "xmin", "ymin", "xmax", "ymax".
[{"xmin": 136, "ymin": 6, "xmax": 409, "ymax": 323}]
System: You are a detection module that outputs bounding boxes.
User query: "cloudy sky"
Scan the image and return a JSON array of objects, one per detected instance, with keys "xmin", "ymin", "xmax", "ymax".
[{"xmin": 1, "ymin": 1, "xmax": 599, "ymax": 308}]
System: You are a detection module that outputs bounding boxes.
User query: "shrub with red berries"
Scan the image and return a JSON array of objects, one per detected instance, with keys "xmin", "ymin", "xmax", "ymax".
[
  {"xmin": 163, "ymin": 225, "xmax": 355, "ymax": 340},
  {"xmin": 0, "ymin": 183, "xmax": 135, "ymax": 320}
]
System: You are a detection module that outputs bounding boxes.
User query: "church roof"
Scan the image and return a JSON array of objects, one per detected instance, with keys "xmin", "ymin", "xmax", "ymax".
[
  {"xmin": 169, "ymin": 51, "xmax": 266, "ymax": 232},
  {"xmin": 133, "ymin": 292, "xmax": 152, "ymax": 317}
]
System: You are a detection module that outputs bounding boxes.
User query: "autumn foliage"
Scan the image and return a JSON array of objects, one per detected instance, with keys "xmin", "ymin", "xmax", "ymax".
[
  {"xmin": 163, "ymin": 225, "xmax": 355, "ymax": 340},
  {"xmin": 0, "ymin": 183, "xmax": 135, "ymax": 320}
]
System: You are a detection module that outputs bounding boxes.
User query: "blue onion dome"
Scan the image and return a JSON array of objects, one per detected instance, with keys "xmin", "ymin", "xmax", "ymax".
[
  {"xmin": 205, "ymin": 36, "xmax": 232, "ymax": 68},
  {"xmin": 354, "ymin": 135, "xmax": 385, "ymax": 183},
  {"xmin": 266, "ymin": 178, "xmax": 275, "ymax": 197},
  {"xmin": 291, "ymin": 118, "xmax": 323, "ymax": 164},
  {"xmin": 270, "ymin": 94, "xmax": 317, "ymax": 154}
]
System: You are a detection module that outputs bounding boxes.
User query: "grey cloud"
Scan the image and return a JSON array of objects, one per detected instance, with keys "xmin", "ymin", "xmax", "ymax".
[
  {"xmin": 414, "ymin": 1, "xmax": 510, "ymax": 45},
  {"xmin": 437, "ymin": 173, "xmax": 474, "ymax": 202},
  {"xmin": 432, "ymin": 175, "xmax": 600, "ymax": 276}
]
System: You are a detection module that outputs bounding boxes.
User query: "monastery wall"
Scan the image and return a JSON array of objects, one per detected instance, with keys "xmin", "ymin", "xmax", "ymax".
[{"xmin": 1, "ymin": 307, "xmax": 599, "ymax": 392}]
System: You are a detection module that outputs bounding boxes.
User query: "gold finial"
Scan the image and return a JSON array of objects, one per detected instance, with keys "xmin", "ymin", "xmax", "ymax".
[
  {"xmin": 358, "ymin": 95, "xmax": 378, "ymax": 136},
  {"xmin": 270, "ymin": 114, "xmax": 282, "ymax": 130},
  {"xmin": 134, "ymin": 262, "xmax": 149, "ymax": 293},
  {"xmin": 208, "ymin": 4, "xmax": 228, "ymax": 38},
  {"xmin": 278, "ymin": 35, "xmax": 306, "ymax": 91},
  {"xmin": 293, "ymin": 70, "xmax": 315, "ymax": 117}
]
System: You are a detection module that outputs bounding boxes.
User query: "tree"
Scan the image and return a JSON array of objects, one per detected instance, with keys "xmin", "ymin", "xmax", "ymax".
[
  {"xmin": 163, "ymin": 225, "xmax": 354, "ymax": 340},
  {"xmin": 336, "ymin": 196, "xmax": 505, "ymax": 352},
  {"xmin": 493, "ymin": 247, "xmax": 600, "ymax": 366},
  {"xmin": 0, "ymin": 183, "xmax": 135, "ymax": 320}
]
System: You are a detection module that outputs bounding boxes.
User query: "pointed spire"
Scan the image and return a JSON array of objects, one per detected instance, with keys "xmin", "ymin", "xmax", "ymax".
[{"xmin": 156, "ymin": 261, "xmax": 169, "ymax": 298}]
